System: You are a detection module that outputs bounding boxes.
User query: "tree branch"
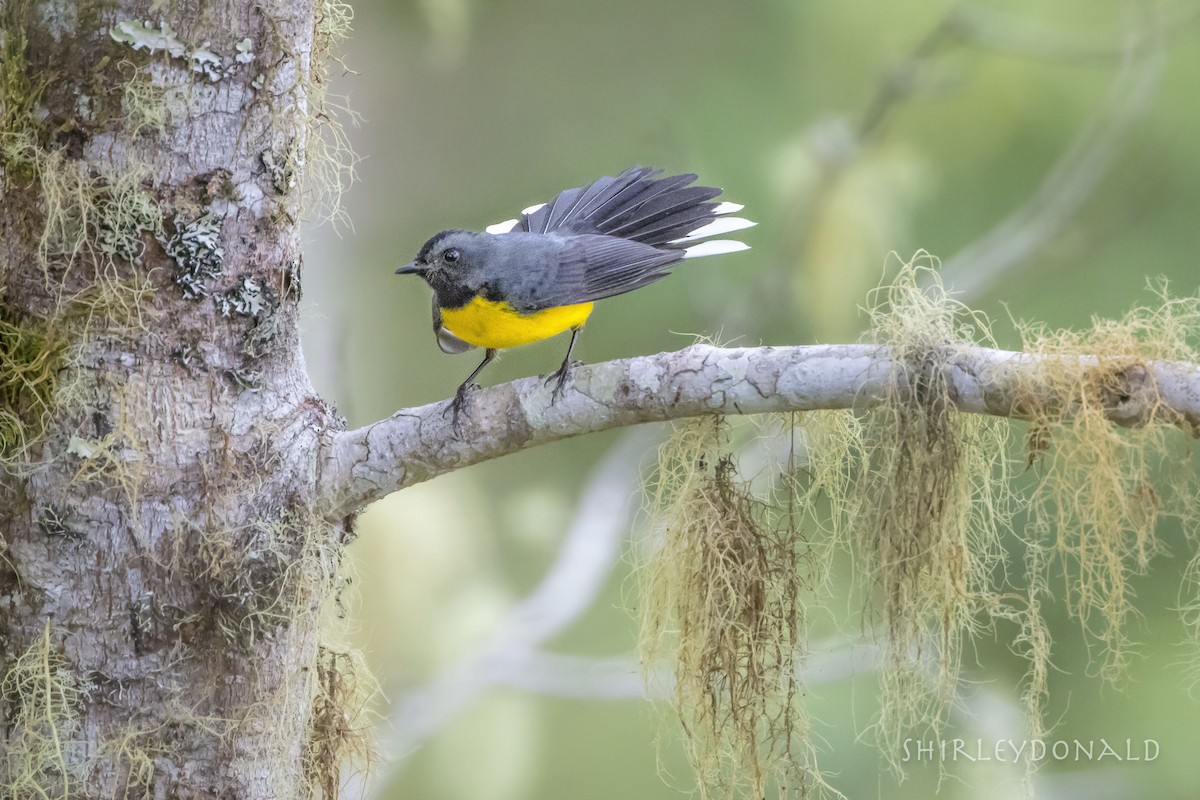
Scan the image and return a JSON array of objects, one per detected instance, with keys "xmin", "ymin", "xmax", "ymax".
[{"xmin": 316, "ymin": 343, "xmax": 1200, "ymax": 519}]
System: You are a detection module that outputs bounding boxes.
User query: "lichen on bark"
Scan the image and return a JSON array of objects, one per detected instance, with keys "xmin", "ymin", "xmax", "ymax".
[{"xmin": 0, "ymin": 1, "xmax": 367, "ymax": 797}]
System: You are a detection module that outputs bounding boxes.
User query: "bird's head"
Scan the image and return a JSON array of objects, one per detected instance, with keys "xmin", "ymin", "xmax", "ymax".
[{"xmin": 396, "ymin": 230, "xmax": 487, "ymax": 283}]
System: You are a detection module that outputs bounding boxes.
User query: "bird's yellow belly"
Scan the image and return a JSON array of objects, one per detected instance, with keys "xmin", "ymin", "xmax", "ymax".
[{"xmin": 440, "ymin": 297, "xmax": 594, "ymax": 349}]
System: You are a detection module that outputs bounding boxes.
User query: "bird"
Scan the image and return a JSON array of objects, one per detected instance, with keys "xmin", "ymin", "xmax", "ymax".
[{"xmin": 395, "ymin": 166, "xmax": 755, "ymax": 423}]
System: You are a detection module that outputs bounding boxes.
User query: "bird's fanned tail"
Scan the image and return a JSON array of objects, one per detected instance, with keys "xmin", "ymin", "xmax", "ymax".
[{"xmin": 486, "ymin": 166, "xmax": 755, "ymax": 255}]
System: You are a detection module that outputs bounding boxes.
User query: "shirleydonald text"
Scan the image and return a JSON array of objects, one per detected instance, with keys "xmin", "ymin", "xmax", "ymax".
[{"xmin": 902, "ymin": 738, "xmax": 1160, "ymax": 764}]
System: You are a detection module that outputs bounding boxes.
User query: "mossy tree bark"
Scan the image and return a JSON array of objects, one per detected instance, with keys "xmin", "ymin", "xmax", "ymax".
[{"xmin": 1, "ymin": 1, "xmax": 352, "ymax": 797}]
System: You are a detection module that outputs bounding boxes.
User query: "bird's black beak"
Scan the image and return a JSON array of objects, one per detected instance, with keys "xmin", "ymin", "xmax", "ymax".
[{"xmin": 395, "ymin": 261, "xmax": 423, "ymax": 275}]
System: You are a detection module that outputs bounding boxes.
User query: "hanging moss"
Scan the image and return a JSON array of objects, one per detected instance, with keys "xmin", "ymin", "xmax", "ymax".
[
  {"xmin": 637, "ymin": 259, "xmax": 1200, "ymax": 795},
  {"xmin": 639, "ymin": 417, "xmax": 829, "ymax": 799},
  {"xmin": 0, "ymin": 0, "xmax": 48, "ymax": 185},
  {"xmin": 0, "ymin": 307, "xmax": 66, "ymax": 463},
  {"xmin": 1016, "ymin": 285, "xmax": 1200, "ymax": 679},
  {"xmin": 0, "ymin": 622, "xmax": 85, "ymax": 800},
  {"xmin": 304, "ymin": 645, "xmax": 378, "ymax": 800},
  {"xmin": 844, "ymin": 260, "xmax": 1014, "ymax": 762}
]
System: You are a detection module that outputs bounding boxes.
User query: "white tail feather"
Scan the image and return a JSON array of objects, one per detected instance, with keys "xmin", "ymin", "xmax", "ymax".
[
  {"xmin": 672, "ymin": 217, "xmax": 757, "ymax": 242},
  {"xmin": 522, "ymin": 203, "xmax": 546, "ymax": 215},
  {"xmin": 485, "ymin": 219, "xmax": 518, "ymax": 234},
  {"xmin": 682, "ymin": 240, "xmax": 751, "ymax": 259},
  {"xmin": 712, "ymin": 201, "xmax": 744, "ymax": 215}
]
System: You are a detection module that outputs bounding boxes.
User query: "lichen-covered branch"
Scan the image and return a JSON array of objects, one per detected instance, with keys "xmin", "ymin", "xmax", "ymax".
[{"xmin": 316, "ymin": 343, "xmax": 1200, "ymax": 519}]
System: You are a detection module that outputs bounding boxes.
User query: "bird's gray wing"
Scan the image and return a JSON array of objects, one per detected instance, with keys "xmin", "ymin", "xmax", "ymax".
[{"xmin": 512, "ymin": 234, "xmax": 685, "ymax": 311}]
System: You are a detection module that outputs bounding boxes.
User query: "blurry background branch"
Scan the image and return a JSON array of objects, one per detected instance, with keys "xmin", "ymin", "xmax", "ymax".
[
  {"xmin": 778, "ymin": 2, "xmax": 1196, "ymax": 340},
  {"xmin": 318, "ymin": 343, "xmax": 1200, "ymax": 520},
  {"xmin": 380, "ymin": 435, "xmax": 646, "ymax": 757},
  {"xmin": 359, "ymin": 404, "xmax": 886, "ymax": 793},
  {"xmin": 344, "ymin": 435, "xmax": 646, "ymax": 798},
  {"xmin": 857, "ymin": 3, "xmax": 1179, "ymax": 141},
  {"xmin": 937, "ymin": 6, "xmax": 1167, "ymax": 298},
  {"xmin": 850, "ymin": 2, "xmax": 1174, "ymax": 300}
]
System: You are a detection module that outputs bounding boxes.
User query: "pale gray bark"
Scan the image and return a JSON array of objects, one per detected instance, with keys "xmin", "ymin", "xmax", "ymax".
[
  {"xmin": 316, "ymin": 344, "xmax": 1200, "ymax": 520},
  {"xmin": 1, "ymin": 2, "xmax": 345, "ymax": 798}
]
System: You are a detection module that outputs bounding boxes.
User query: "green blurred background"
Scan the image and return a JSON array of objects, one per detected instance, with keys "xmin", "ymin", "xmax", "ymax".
[{"xmin": 300, "ymin": 0, "xmax": 1200, "ymax": 797}]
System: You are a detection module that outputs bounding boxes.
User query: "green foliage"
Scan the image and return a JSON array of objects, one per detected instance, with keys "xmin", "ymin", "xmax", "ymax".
[{"xmin": 347, "ymin": 1, "xmax": 1200, "ymax": 797}]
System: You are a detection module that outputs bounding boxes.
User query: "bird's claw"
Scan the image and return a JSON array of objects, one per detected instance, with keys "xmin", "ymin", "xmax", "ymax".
[
  {"xmin": 444, "ymin": 382, "xmax": 479, "ymax": 432},
  {"xmin": 543, "ymin": 361, "xmax": 581, "ymax": 403}
]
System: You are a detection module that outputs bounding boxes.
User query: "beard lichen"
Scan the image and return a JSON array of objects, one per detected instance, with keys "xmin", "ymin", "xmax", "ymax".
[
  {"xmin": 0, "ymin": 621, "xmax": 85, "ymax": 800},
  {"xmin": 1016, "ymin": 286, "xmax": 1200, "ymax": 680},
  {"xmin": 173, "ymin": 503, "xmax": 341, "ymax": 651},
  {"xmin": 305, "ymin": 645, "xmax": 379, "ymax": 800},
  {"xmin": 845, "ymin": 259, "xmax": 1013, "ymax": 761},
  {"xmin": 0, "ymin": 306, "xmax": 67, "ymax": 465},
  {"xmin": 118, "ymin": 61, "xmax": 168, "ymax": 139},
  {"xmin": 302, "ymin": 0, "xmax": 358, "ymax": 228},
  {"xmin": 636, "ymin": 261, "xmax": 1200, "ymax": 797},
  {"xmin": 638, "ymin": 416, "xmax": 830, "ymax": 799},
  {"xmin": 0, "ymin": 0, "xmax": 47, "ymax": 182},
  {"xmin": 2, "ymin": 0, "xmax": 161, "ymax": 304}
]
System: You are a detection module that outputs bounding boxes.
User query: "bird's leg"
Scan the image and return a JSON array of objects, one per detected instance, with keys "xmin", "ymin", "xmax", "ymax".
[
  {"xmin": 544, "ymin": 328, "xmax": 582, "ymax": 402},
  {"xmin": 446, "ymin": 348, "xmax": 497, "ymax": 429}
]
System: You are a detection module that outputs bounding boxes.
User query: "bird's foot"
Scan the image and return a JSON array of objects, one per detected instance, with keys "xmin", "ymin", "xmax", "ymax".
[
  {"xmin": 543, "ymin": 360, "xmax": 583, "ymax": 403},
  {"xmin": 443, "ymin": 382, "xmax": 479, "ymax": 432}
]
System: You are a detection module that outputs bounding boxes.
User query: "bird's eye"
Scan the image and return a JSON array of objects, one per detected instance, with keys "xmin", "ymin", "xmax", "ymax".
[{"xmin": 443, "ymin": 248, "xmax": 460, "ymax": 264}]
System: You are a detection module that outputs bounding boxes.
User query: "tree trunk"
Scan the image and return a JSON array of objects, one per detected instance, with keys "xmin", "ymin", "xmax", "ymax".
[{"xmin": 1, "ymin": 1, "xmax": 355, "ymax": 797}]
